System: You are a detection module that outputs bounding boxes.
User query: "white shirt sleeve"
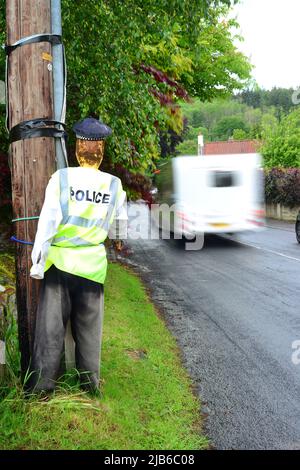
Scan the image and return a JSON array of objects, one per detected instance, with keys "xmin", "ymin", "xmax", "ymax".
[
  {"xmin": 30, "ymin": 171, "xmax": 62, "ymax": 280},
  {"xmin": 115, "ymin": 185, "xmax": 128, "ymax": 221},
  {"xmin": 108, "ymin": 180, "xmax": 128, "ymax": 240}
]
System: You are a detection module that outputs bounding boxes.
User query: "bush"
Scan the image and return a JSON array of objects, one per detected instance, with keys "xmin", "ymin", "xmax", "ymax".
[
  {"xmin": 232, "ymin": 128, "xmax": 248, "ymax": 140},
  {"xmin": 261, "ymin": 108, "xmax": 300, "ymax": 168},
  {"xmin": 176, "ymin": 139, "xmax": 198, "ymax": 155},
  {"xmin": 265, "ymin": 168, "xmax": 300, "ymax": 208}
]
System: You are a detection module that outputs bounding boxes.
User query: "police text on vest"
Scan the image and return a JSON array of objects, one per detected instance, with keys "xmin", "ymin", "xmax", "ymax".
[{"xmin": 70, "ymin": 187, "xmax": 111, "ymax": 204}]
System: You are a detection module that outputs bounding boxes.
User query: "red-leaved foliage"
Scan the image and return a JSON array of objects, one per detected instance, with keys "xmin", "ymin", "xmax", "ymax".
[
  {"xmin": 265, "ymin": 168, "xmax": 300, "ymax": 208},
  {"xmin": 102, "ymin": 161, "xmax": 154, "ymax": 206},
  {"xmin": 140, "ymin": 64, "xmax": 190, "ymax": 101}
]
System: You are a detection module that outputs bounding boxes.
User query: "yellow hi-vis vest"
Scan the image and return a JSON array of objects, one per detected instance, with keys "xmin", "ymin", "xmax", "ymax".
[{"xmin": 44, "ymin": 167, "xmax": 125, "ymax": 284}]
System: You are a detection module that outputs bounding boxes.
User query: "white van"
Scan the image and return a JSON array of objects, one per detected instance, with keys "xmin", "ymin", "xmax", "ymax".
[{"xmin": 153, "ymin": 154, "xmax": 265, "ymax": 238}]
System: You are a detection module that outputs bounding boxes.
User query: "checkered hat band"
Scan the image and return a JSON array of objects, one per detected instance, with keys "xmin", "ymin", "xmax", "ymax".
[{"xmin": 76, "ymin": 134, "xmax": 104, "ymax": 141}]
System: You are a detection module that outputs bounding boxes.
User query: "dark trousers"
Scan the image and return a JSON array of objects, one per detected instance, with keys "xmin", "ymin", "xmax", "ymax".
[{"xmin": 28, "ymin": 265, "xmax": 104, "ymax": 392}]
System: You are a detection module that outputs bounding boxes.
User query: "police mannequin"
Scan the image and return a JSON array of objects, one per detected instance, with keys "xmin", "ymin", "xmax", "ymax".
[{"xmin": 27, "ymin": 118, "xmax": 127, "ymax": 394}]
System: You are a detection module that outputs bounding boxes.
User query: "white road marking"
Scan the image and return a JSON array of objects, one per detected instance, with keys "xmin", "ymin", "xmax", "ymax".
[
  {"xmin": 230, "ymin": 238, "xmax": 300, "ymax": 262},
  {"xmin": 265, "ymin": 224, "xmax": 294, "ymax": 233}
]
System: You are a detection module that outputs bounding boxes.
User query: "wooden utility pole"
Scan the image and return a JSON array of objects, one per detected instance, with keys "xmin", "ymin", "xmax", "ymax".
[{"xmin": 6, "ymin": 0, "xmax": 56, "ymax": 376}]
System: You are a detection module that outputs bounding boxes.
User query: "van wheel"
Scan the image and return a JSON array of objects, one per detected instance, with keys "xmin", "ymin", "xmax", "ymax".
[{"xmin": 296, "ymin": 221, "xmax": 300, "ymax": 244}]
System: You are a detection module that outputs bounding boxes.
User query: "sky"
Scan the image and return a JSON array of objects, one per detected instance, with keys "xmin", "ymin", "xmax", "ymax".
[{"xmin": 231, "ymin": 0, "xmax": 300, "ymax": 90}]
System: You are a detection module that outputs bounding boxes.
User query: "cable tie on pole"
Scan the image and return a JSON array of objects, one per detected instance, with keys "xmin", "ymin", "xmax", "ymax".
[
  {"xmin": 12, "ymin": 216, "xmax": 40, "ymax": 223},
  {"xmin": 10, "ymin": 236, "xmax": 33, "ymax": 246}
]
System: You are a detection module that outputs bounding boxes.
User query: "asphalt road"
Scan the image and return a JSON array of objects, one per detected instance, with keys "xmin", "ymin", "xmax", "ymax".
[{"xmin": 117, "ymin": 203, "xmax": 300, "ymax": 450}]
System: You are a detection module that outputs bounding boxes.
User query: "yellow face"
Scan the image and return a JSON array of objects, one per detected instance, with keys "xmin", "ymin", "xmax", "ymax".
[{"xmin": 76, "ymin": 139, "xmax": 105, "ymax": 169}]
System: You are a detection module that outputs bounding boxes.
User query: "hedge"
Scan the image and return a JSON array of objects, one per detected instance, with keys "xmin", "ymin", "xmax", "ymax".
[{"xmin": 264, "ymin": 168, "xmax": 300, "ymax": 208}]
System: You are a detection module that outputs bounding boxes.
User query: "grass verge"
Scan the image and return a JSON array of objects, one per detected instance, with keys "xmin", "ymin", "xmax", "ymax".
[{"xmin": 0, "ymin": 260, "xmax": 208, "ymax": 450}]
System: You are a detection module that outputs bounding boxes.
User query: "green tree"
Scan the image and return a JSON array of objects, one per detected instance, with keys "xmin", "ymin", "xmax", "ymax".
[
  {"xmin": 261, "ymin": 107, "xmax": 300, "ymax": 168},
  {"xmin": 0, "ymin": 0, "xmax": 250, "ymax": 173},
  {"xmin": 181, "ymin": 98, "xmax": 252, "ymax": 132},
  {"xmin": 186, "ymin": 13, "xmax": 252, "ymax": 101},
  {"xmin": 232, "ymin": 128, "xmax": 248, "ymax": 140},
  {"xmin": 235, "ymin": 86, "xmax": 297, "ymax": 117},
  {"xmin": 176, "ymin": 139, "xmax": 198, "ymax": 156},
  {"xmin": 185, "ymin": 125, "xmax": 209, "ymax": 142},
  {"xmin": 212, "ymin": 115, "xmax": 249, "ymax": 140},
  {"xmin": 179, "ymin": 95, "xmax": 279, "ymax": 145}
]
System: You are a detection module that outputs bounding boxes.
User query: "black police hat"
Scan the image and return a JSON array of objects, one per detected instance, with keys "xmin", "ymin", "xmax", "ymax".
[{"xmin": 73, "ymin": 117, "xmax": 112, "ymax": 141}]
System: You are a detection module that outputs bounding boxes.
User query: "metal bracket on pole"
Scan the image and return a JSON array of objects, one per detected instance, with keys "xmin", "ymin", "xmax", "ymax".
[
  {"xmin": 3, "ymin": 33, "xmax": 62, "ymax": 55},
  {"xmin": 51, "ymin": 0, "xmax": 73, "ymax": 367},
  {"xmin": 51, "ymin": 0, "xmax": 68, "ymax": 169}
]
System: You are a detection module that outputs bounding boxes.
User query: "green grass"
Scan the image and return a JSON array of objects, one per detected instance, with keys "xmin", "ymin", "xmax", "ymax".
[{"xmin": 0, "ymin": 261, "xmax": 208, "ymax": 450}]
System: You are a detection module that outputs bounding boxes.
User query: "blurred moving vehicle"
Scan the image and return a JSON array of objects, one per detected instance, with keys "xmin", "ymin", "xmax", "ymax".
[
  {"xmin": 295, "ymin": 212, "xmax": 300, "ymax": 243},
  {"xmin": 153, "ymin": 154, "xmax": 265, "ymax": 238}
]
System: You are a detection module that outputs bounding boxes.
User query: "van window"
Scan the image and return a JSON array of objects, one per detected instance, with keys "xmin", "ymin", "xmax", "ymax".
[{"xmin": 209, "ymin": 171, "xmax": 240, "ymax": 188}]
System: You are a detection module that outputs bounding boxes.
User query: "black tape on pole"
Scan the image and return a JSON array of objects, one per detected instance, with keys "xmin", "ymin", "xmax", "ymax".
[
  {"xmin": 4, "ymin": 34, "xmax": 67, "ymax": 146},
  {"xmin": 9, "ymin": 118, "xmax": 67, "ymax": 144},
  {"xmin": 4, "ymin": 34, "xmax": 62, "ymax": 55}
]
